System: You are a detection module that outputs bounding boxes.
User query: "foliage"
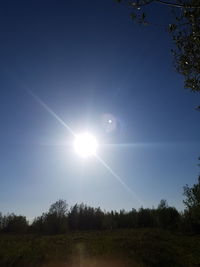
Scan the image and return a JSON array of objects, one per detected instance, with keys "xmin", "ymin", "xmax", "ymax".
[
  {"xmin": 116, "ymin": 0, "xmax": 200, "ymax": 94},
  {"xmin": 31, "ymin": 200, "xmax": 68, "ymax": 235},
  {"xmin": 183, "ymin": 176, "xmax": 200, "ymax": 209},
  {"xmin": 68, "ymin": 203, "xmax": 104, "ymax": 231},
  {"xmin": 0, "ymin": 199, "xmax": 185, "ymax": 234},
  {"xmin": 1, "ymin": 177, "xmax": 200, "ymax": 235},
  {"xmin": 1, "ymin": 194, "xmax": 199, "ymax": 235},
  {"xmin": 48, "ymin": 199, "xmax": 68, "ymax": 217},
  {"xmin": 183, "ymin": 175, "xmax": 200, "ymax": 232},
  {"xmin": 0, "ymin": 214, "xmax": 28, "ymax": 233},
  {"xmin": 170, "ymin": 2, "xmax": 200, "ymax": 92},
  {"xmin": 137, "ymin": 207, "xmax": 157, "ymax": 227},
  {"xmin": 157, "ymin": 200, "xmax": 180, "ymax": 229}
]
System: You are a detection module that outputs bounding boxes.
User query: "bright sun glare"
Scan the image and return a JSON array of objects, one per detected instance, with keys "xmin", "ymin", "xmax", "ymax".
[{"xmin": 73, "ymin": 132, "xmax": 98, "ymax": 158}]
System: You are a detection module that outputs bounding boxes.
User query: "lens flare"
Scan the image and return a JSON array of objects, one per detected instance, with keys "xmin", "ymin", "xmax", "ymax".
[{"xmin": 28, "ymin": 89, "xmax": 143, "ymax": 205}]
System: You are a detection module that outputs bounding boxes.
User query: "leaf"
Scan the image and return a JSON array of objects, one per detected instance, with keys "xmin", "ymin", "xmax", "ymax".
[
  {"xmin": 169, "ymin": 24, "xmax": 177, "ymax": 32},
  {"xmin": 142, "ymin": 12, "xmax": 146, "ymax": 20},
  {"xmin": 130, "ymin": 12, "xmax": 137, "ymax": 20}
]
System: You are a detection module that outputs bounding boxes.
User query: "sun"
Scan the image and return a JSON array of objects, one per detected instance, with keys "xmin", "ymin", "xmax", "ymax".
[{"xmin": 73, "ymin": 132, "xmax": 98, "ymax": 158}]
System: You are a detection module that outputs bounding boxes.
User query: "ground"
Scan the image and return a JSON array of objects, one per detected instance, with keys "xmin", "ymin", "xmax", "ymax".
[{"xmin": 0, "ymin": 228, "xmax": 200, "ymax": 266}]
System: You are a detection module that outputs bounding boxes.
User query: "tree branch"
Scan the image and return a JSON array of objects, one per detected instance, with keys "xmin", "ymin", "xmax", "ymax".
[
  {"xmin": 128, "ymin": 0, "xmax": 200, "ymax": 8},
  {"xmin": 156, "ymin": 0, "xmax": 200, "ymax": 8}
]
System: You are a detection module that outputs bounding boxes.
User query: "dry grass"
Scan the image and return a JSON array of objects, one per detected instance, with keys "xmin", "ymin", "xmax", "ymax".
[{"xmin": 0, "ymin": 228, "xmax": 200, "ymax": 266}]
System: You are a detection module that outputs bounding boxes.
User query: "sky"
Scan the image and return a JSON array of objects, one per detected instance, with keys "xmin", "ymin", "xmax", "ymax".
[{"xmin": 0, "ymin": 0, "xmax": 199, "ymax": 219}]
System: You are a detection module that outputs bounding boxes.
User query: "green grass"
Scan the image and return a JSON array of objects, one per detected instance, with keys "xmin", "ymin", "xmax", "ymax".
[{"xmin": 0, "ymin": 228, "xmax": 200, "ymax": 266}]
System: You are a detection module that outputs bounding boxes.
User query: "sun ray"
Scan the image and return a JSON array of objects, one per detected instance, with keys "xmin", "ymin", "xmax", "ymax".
[
  {"xmin": 27, "ymin": 89, "xmax": 143, "ymax": 205},
  {"xmin": 27, "ymin": 89, "xmax": 76, "ymax": 136},
  {"xmin": 95, "ymin": 154, "xmax": 143, "ymax": 206}
]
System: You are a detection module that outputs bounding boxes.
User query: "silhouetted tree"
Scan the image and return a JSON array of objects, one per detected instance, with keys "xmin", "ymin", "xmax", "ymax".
[
  {"xmin": 138, "ymin": 208, "xmax": 156, "ymax": 227},
  {"xmin": 101, "ymin": 210, "xmax": 119, "ymax": 229},
  {"xmin": 116, "ymin": 0, "xmax": 200, "ymax": 94},
  {"xmin": 49, "ymin": 199, "xmax": 68, "ymax": 217},
  {"xmin": 68, "ymin": 204, "xmax": 104, "ymax": 231},
  {"xmin": 183, "ymin": 175, "xmax": 200, "ymax": 232},
  {"xmin": 31, "ymin": 200, "xmax": 68, "ymax": 235},
  {"xmin": 31, "ymin": 214, "xmax": 45, "ymax": 234},
  {"xmin": 157, "ymin": 200, "xmax": 180, "ymax": 229},
  {"xmin": 158, "ymin": 199, "xmax": 168, "ymax": 209},
  {"xmin": 0, "ymin": 212, "xmax": 3, "ymax": 231},
  {"xmin": 68, "ymin": 204, "xmax": 79, "ymax": 230},
  {"xmin": 127, "ymin": 208, "xmax": 138, "ymax": 228},
  {"xmin": 2, "ymin": 214, "xmax": 28, "ymax": 233}
]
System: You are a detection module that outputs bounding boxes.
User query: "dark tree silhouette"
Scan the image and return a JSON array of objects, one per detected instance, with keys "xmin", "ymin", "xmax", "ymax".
[
  {"xmin": 183, "ymin": 175, "xmax": 200, "ymax": 232},
  {"xmin": 157, "ymin": 200, "xmax": 180, "ymax": 229},
  {"xmin": 116, "ymin": 0, "xmax": 200, "ymax": 96},
  {"xmin": 31, "ymin": 200, "xmax": 68, "ymax": 234},
  {"xmin": 49, "ymin": 199, "xmax": 68, "ymax": 217},
  {"xmin": 0, "ymin": 198, "xmax": 192, "ymax": 234},
  {"xmin": 1, "ymin": 214, "xmax": 28, "ymax": 233}
]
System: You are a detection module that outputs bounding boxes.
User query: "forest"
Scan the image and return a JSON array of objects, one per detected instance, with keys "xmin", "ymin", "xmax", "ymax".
[{"xmin": 1, "ymin": 175, "xmax": 200, "ymax": 235}]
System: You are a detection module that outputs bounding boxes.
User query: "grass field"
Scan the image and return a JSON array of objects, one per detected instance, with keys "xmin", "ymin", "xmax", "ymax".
[{"xmin": 0, "ymin": 228, "xmax": 200, "ymax": 267}]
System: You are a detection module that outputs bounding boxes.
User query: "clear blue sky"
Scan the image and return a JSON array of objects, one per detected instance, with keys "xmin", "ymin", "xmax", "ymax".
[{"xmin": 0, "ymin": 0, "xmax": 199, "ymax": 219}]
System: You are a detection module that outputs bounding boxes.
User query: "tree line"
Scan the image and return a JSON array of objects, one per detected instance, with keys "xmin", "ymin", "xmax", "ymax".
[{"xmin": 0, "ymin": 175, "xmax": 199, "ymax": 235}]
